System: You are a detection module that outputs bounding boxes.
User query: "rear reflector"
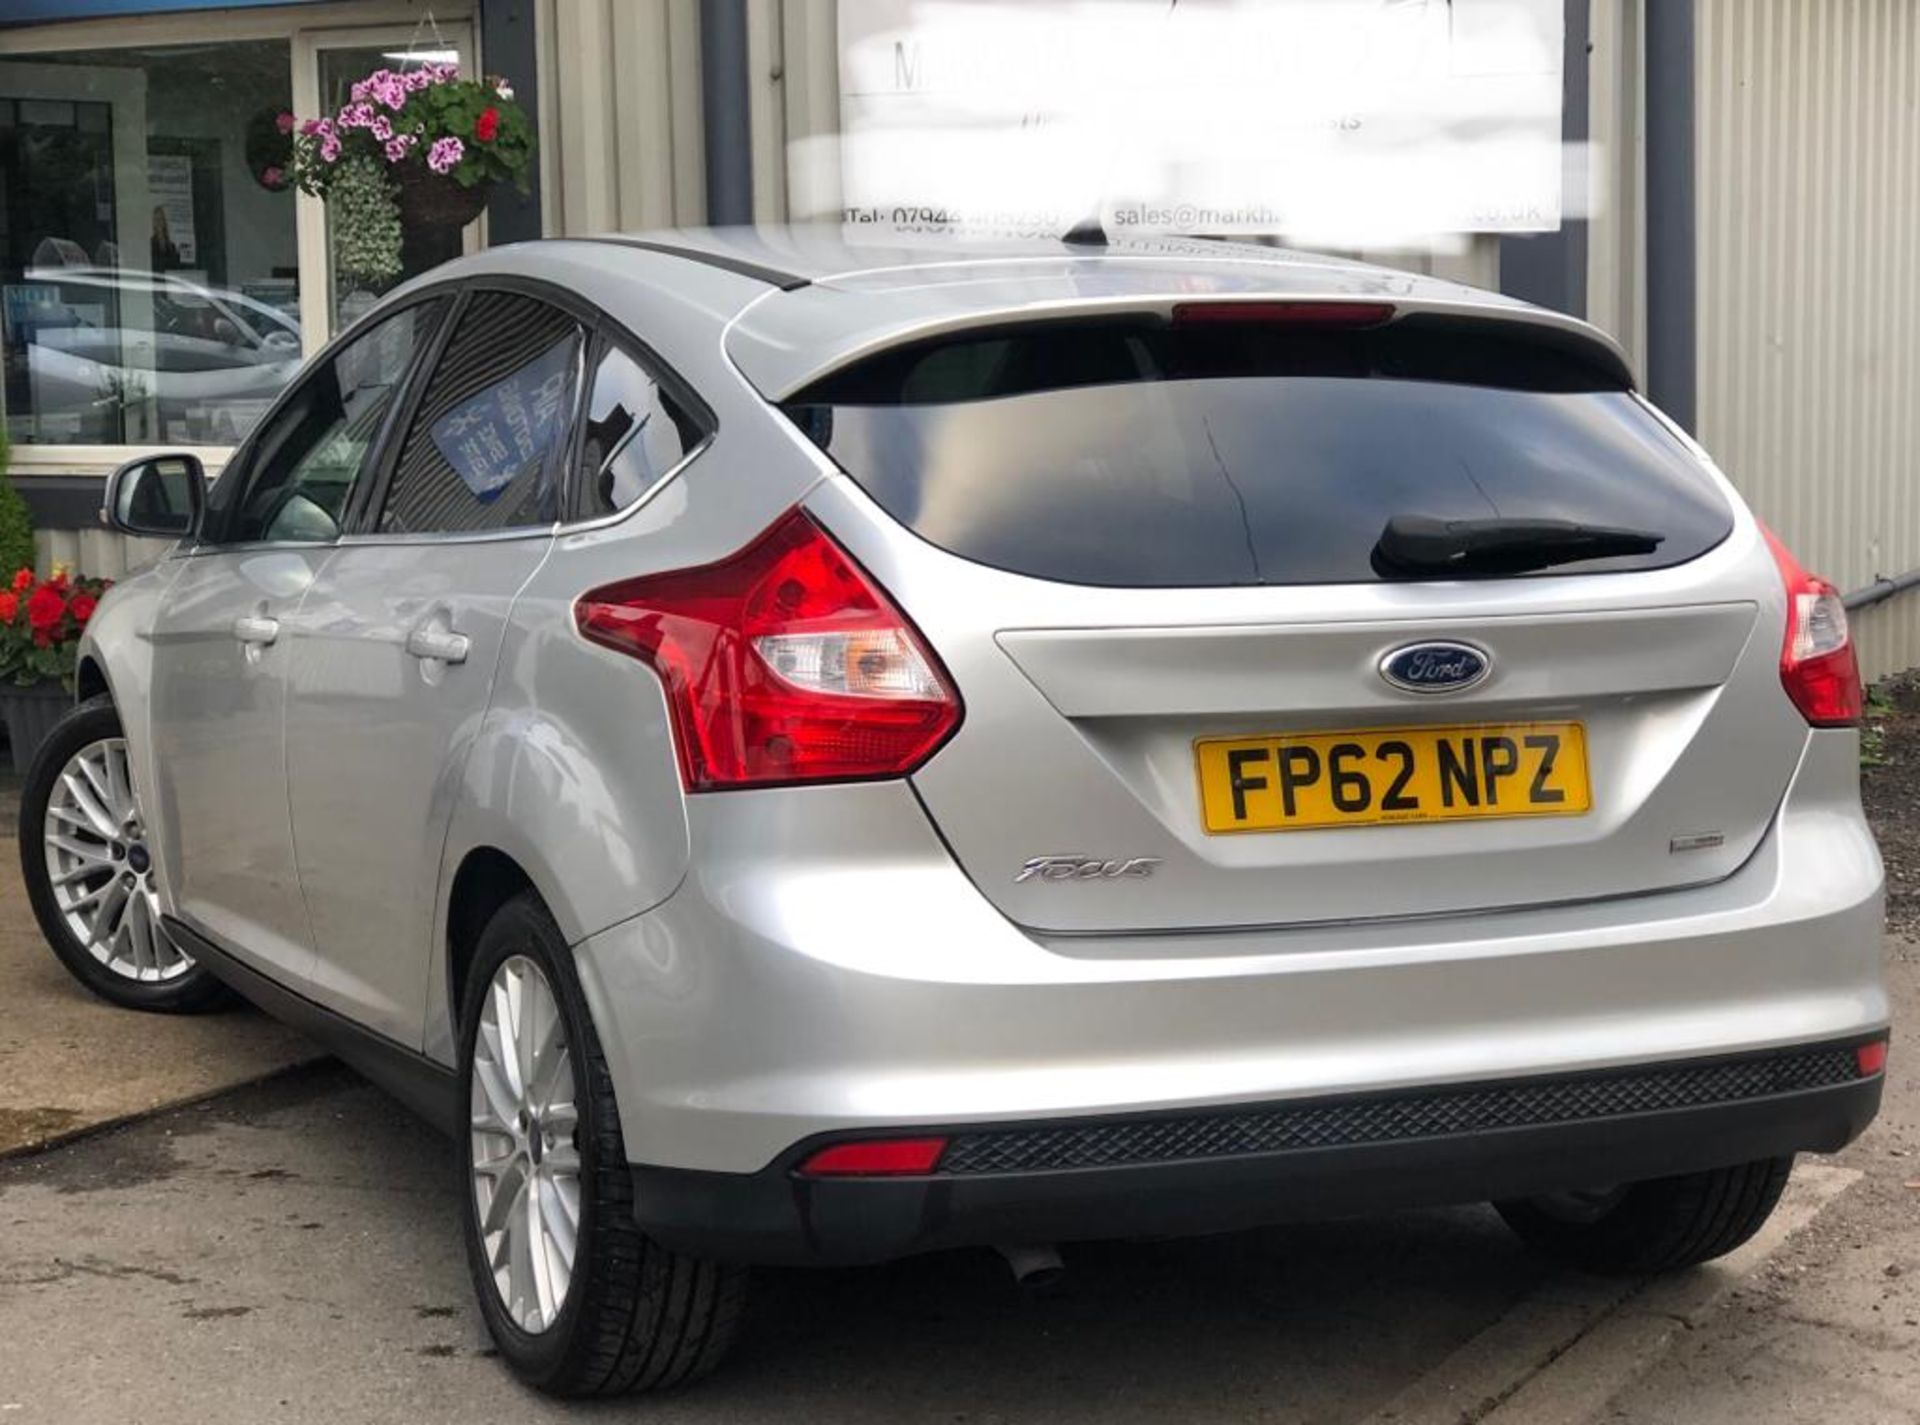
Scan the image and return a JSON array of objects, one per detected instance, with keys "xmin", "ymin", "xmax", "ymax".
[
  {"xmin": 1856, "ymin": 1040, "xmax": 1889, "ymax": 1076},
  {"xmin": 574, "ymin": 508, "xmax": 962, "ymax": 790},
  {"xmin": 1760, "ymin": 522, "xmax": 1862, "ymax": 727},
  {"xmin": 1171, "ymin": 300, "xmax": 1396, "ymax": 327},
  {"xmin": 798, "ymin": 1138, "xmax": 949, "ymax": 1177}
]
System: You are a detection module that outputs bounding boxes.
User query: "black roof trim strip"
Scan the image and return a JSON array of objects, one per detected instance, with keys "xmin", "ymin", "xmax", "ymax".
[{"xmin": 585, "ymin": 237, "xmax": 812, "ymax": 291}]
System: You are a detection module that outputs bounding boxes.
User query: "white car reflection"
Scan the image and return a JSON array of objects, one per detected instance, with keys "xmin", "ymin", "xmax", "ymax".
[{"xmin": 18, "ymin": 267, "xmax": 302, "ymax": 442}]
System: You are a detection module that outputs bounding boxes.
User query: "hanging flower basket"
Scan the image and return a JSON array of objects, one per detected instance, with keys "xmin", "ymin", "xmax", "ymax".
[
  {"xmin": 284, "ymin": 65, "xmax": 532, "ymax": 284},
  {"xmin": 394, "ymin": 161, "xmax": 491, "ymax": 230}
]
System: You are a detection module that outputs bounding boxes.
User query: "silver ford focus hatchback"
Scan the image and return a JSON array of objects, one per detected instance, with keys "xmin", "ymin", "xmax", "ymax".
[{"xmin": 24, "ymin": 229, "xmax": 1889, "ymax": 1396}]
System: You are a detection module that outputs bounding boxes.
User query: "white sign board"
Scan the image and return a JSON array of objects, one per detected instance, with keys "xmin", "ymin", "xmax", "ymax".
[
  {"xmin": 146, "ymin": 153, "xmax": 197, "ymax": 265},
  {"xmin": 830, "ymin": 0, "xmax": 1566, "ymax": 243}
]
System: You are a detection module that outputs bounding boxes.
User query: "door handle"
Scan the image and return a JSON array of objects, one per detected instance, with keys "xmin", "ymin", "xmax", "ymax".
[
  {"xmin": 233, "ymin": 615, "xmax": 280, "ymax": 645},
  {"xmin": 406, "ymin": 626, "xmax": 470, "ymax": 665}
]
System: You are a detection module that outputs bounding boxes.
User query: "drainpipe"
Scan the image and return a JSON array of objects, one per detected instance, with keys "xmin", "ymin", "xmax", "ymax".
[
  {"xmin": 1644, "ymin": 0, "xmax": 1696, "ymax": 432},
  {"xmin": 1845, "ymin": 569, "xmax": 1920, "ymax": 613},
  {"xmin": 701, "ymin": 0, "xmax": 754, "ymax": 226}
]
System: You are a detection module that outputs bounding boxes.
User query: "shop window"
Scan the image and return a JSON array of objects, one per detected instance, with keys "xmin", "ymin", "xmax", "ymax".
[{"xmin": 1, "ymin": 40, "xmax": 301, "ymax": 448}]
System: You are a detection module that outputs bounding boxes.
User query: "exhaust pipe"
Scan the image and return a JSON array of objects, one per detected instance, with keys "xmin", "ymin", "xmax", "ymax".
[{"xmin": 996, "ymin": 1243, "xmax": 1065, "ymax": 1289}]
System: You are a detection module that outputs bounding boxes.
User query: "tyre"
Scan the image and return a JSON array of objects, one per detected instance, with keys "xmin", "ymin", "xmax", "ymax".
[
  {"xmin": 1495, "ymin": 1156, "xmax": 1793, "ymax": 1275},
  {"xmin": 458, "ymin": 891, "xmax": 746, "ymax": 1396},
  {"xmin": 19, "ymin": 694, "xmax": 227, "ymax": 1013}
]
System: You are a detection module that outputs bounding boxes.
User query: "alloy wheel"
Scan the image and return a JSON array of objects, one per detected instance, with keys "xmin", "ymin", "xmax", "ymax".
[
  {"xmin": 42, "ymin": 736, "xmax": 191, "ymax": 983},
  {"xmin": 470, "ymin": 954, "xmax": 583, "ymax": 1335}
]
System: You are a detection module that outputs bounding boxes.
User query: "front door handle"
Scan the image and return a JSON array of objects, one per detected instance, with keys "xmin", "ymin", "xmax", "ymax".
[
  {"xmin": 406, "ymin": 626, "xmax": 470, "ymax": 665},
  {"xmin": 233, "ymin": 614, "xmax": 280, "ymax": 645}
]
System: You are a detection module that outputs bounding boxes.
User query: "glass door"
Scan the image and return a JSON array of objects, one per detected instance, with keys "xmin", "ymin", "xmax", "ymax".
[{"xmin": 292, "ymin": 24, "xmax": 478, "ymax": 348}]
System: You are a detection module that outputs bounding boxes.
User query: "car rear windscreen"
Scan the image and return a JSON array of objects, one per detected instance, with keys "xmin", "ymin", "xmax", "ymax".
[{"xmin": 781, "ymin": 314, "xmax": 1734, "ymax": 587}]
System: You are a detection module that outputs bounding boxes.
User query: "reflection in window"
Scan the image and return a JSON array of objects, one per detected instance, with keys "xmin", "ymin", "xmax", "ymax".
[
  {"xmin": 575, "ymin": 345, "xmax": 704, "ymax": 518},
  {"xmin": 380, "ymin": 292, "xmax": 581, "ymax": 535},
  {"xmin": 223, "ymin": 301, "xmax": 438, "ymax": 545},
  {"xmin": 0, "ymin": 41, "xmax": 300, "ymax": 447}
]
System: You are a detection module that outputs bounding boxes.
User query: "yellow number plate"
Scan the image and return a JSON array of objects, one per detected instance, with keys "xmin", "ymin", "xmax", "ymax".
[{"xmin": 1196, "ymin": 722, "xmax": 1590, "ymax": 833}]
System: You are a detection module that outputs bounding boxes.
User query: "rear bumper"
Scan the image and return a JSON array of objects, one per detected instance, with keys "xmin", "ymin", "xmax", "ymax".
[
  {"xmin": 633, "ymin": 1042, "xmax": 1885, "ymax": 1266},
  {"xmin": 575, "ymin": 733, "xmax": 1886, "ymax": 1179}
]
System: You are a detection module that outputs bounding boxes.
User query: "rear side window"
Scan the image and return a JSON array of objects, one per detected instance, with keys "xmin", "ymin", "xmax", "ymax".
[
  {"xmin": 571, "ymin": 344, "xmax": 706, "ymax": 520},
  {"xmin": 379, "ymin": 290, "xmax": 583, "ymax": 535},
  {"xmin": 783, "ymin": 315, "xmax": 1733, "ymax": 587}
]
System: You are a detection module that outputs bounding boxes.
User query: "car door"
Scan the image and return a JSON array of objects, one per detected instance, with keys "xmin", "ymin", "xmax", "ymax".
[
  {"xmin": 281, "ymin": 286, "xmax": 585, "ymax": 1044},
  {"xmin": 146, "ymin": 297, "xmax": 446, "ymax": 984}
]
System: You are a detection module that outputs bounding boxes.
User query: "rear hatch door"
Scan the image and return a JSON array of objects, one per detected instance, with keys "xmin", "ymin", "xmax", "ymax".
[{"xmin": 781, "ymin": 302, "xmax": 1804, "ymax": 935}]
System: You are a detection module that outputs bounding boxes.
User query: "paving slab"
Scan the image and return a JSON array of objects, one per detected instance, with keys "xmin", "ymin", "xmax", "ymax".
[
  {"xmin": 0, "ymin": 825, "xmax": 319, "ymax": 1157},
  {"xmin": 0, "ymin": 1065, "xmax": 1561, "ymax": 1425}
]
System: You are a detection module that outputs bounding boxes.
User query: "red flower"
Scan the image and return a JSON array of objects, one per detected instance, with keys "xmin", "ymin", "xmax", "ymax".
[
  {"xmin": 0, "ymin": 592, "xmax": 18, "ymax": 623},
  {"xmin": 69, "ymin": 593, "xmax": 98, "ymax": 625},
  {"xmin": 26, "ymin": 584, "xmax": 66, "ymax": 633},
  {"xmin": 11, "ymin": 568, "xmax": 31, "ymax": 594},
  {"xmin": 475, "ymin": 106, "xmax": 500, "ymax": 142},
  {"xmin": 48, "ymin": 568, "xmax": 70, "ymax": 592}
]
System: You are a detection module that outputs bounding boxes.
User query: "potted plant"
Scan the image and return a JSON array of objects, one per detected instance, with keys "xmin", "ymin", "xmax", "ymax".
[
  {"xmin": 0, "ymin": 566, "xmax": 109, "ymax": 773},
  {"xmin": 285, "ymin": 64, "xmax": 532, "ymax": 291}
]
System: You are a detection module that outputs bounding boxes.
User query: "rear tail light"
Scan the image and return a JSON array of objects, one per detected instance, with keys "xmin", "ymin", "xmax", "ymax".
[
  {"xmin": 1760, "ymin": 522, "xmax": 1862, "ymax": 728},
  {"xmin": 1856, "ymin": 1039, "xmax": 1888, "ymax": 1076},
  {"xmin": 574, "ymin": 508, "xmax": 962, "ymax": 790},
  {"xmin": 798, "ymin": 1137, "xmax": 949, "ymax": 1177}
]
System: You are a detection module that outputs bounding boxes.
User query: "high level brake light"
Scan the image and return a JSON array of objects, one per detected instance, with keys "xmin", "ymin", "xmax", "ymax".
[
  {"xmin": 1760, "ymin": 522, "xmax": 1862, "ymax": 727},
  {"xmin": 1171, "ymin": 300, "xmax": 1396, "ymax": 327},
  {"xmin": 574, "ymin": 508, "xmax": 962, "ymax": 790}
]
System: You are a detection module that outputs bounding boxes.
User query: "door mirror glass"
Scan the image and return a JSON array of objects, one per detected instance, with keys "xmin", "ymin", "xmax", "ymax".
[{"xmin": 104, "ymin": 453, "xmax": 205, "ymax": 538}]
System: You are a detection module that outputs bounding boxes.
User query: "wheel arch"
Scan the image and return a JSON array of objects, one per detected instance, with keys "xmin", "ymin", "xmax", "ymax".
[
  {"xmin": 74, "ymin": 655, "xmax": 111, "ymax": 705},
  {"xmin": 443, "ymin": 844, "xmax": 540, "ymax": 1032}
]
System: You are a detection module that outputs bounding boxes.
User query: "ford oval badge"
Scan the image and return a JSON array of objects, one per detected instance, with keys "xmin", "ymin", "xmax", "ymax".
[{"xmin": 1379, "ymin": 641, "xmax": 1490, "ymax": 694}]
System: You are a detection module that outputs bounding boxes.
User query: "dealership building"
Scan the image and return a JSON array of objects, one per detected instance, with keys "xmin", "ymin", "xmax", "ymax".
[{"xmin": 2, "ymin": 0, "xmax": 1918, "ymax": 675}]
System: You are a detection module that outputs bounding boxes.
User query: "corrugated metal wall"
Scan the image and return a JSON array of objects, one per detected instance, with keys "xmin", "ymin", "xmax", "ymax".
[
  {"xmin": 1697, "ymin": 0, "xmax": 1920, "ymax": 680},
  {"xmin": 35, "ymin": 529, "xmax": 172, "ymax": 582},
  {"xmin": 533, "ymin": 0, "xmax": 706, "ymax": 234}
]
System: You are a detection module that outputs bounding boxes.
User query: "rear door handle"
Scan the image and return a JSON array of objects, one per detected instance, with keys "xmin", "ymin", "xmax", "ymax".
[
  {"xmin": 233, "ymin": 615, "xmax": 280, "ymax": 645},
  {"xmin": 406, "ymin": 626, "xmax": 470, "ymax": 665}
]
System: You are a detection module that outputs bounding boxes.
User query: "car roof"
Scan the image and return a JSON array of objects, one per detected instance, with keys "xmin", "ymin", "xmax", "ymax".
[{"xmin": 430, "ymin": 226, "xmax": 1635, "ymax": 400}]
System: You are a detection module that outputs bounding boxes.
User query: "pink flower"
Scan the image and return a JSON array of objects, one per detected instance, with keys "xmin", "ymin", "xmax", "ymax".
[
  {"xmin": 426, "ymin": 135, "xmax": 464, "ymax": 174},
  {"xmin": 403, "ymin": 70, "xmax": 433, "ymax": 92},
  {"xmin": 370, "ymin": 115, "xmax": 393, "ymax": 141},
  {"xmin": 319, "ymin": 134, "xmax": 342, "ymax": 163},
  {"xmin": 275, "ymin": 110, "xmax": 295, "ymax": 134},
  {"xmin": 383, "ymin": 135, "xmax": 416, "ymax": 162},
  {"xmin": 261, "ymin": 165, "xmax": 285, "ymax": 187},
  {"xmin": 336, "ymin": 101, "xmax": 376, "ymax": 130}
]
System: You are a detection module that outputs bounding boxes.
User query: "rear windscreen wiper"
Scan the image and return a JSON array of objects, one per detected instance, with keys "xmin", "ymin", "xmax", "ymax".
[{"xmin": 1372, "ymin": 515, "xmax": 1665, "ymax": 578}]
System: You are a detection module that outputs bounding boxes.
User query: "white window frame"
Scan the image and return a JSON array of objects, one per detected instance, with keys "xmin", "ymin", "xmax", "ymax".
[{"xmin": 3, "ymin": 0, "xmax": 479, "ymax": 482}]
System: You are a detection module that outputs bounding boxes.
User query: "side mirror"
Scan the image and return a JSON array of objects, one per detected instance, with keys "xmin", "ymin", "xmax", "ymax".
[{"xmin": 103, "ymin": 452, "xmax": 205, "ymax": 539}]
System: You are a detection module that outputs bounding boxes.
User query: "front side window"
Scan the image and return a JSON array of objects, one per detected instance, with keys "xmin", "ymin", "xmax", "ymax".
[
  {"xmin": 378, "ymin": 291, "xmax": 582, "ymax": 535},
  {"xmin": 572, "ymin": 344, "xmax": 706, "ymax": 520},
  {"xmin": 1, "ymin": 40, "xmax": 300, "ymax": 447},
  {"xmin": 216, "ymin": 300, "xmax": 440, "ymax": 545}
]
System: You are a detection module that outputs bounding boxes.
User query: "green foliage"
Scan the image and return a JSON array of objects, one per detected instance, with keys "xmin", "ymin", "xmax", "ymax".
[
  {"xmin": 329, "ymin": 156, "xmax": 404, "ymax": 286},
  {"xmin": 1861, "ymin": 683, "xmax": 1895, "ymax": 768},
  {"xmin": 0, "ymin": 429, "xmax": 33, "ymax": 583}
]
